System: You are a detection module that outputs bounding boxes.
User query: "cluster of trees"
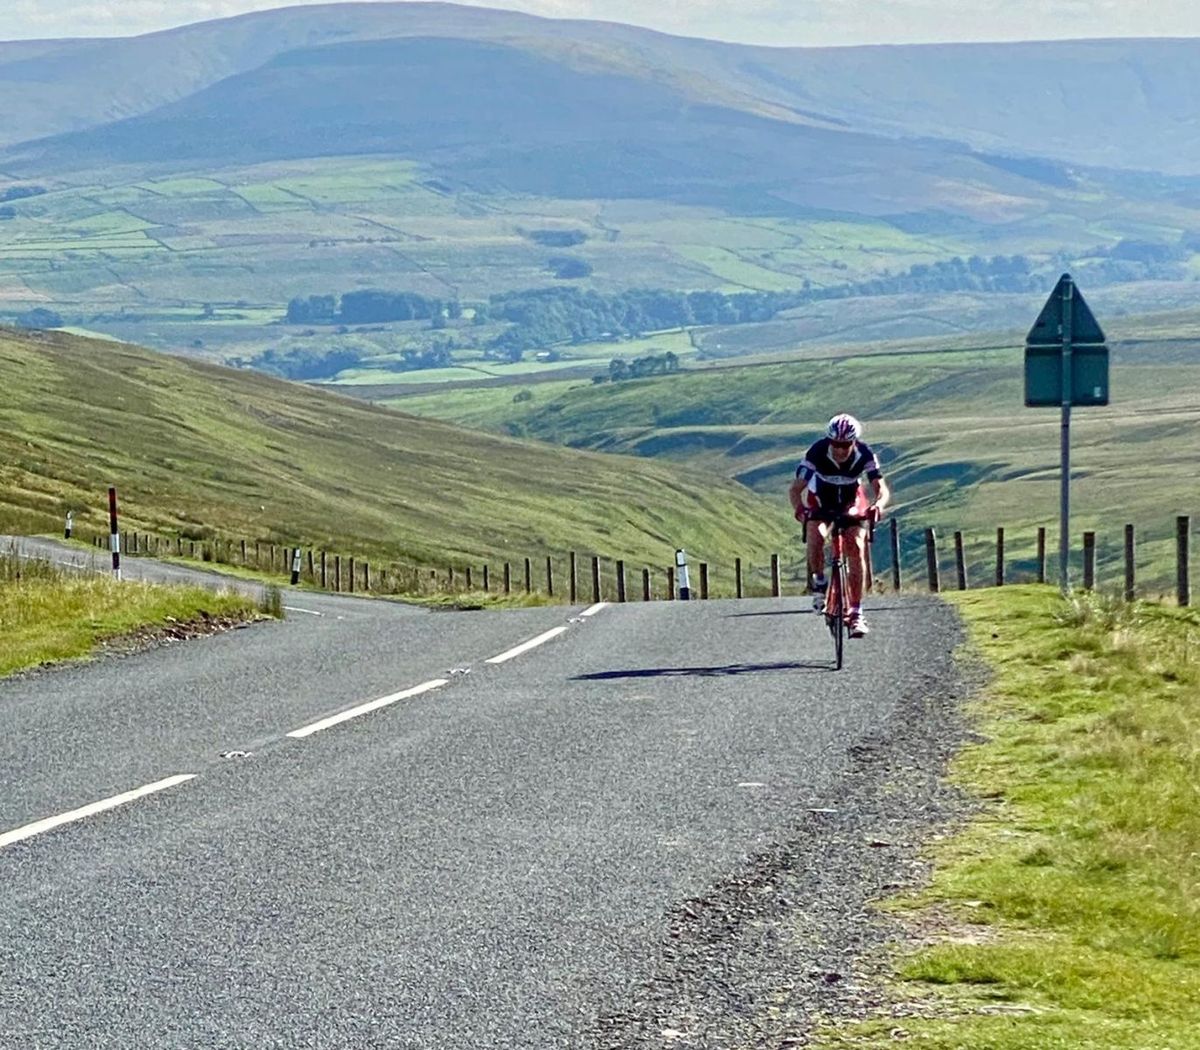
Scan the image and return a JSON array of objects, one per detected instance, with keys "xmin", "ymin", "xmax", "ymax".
[
  {"xmin": 485, "ymin": 286, "xmax": 803, "ymax": 359},
  {"xmin": 548, "ymin": 256, "xmax": 593, "ymax": 279},
  {"xmin": 839, "ymin": 254, "xmax": 1041, "ymax": 297},
  {"xmin": 15, "ymin": 307, "xmax": 63, "ymax": 329},
  {"xmin": 0, "ymin": 185, "xmax": 45, "ymax": 203},
  {"xmin": 250, "ymin": 345, "xmax": 365, "ymax": 381},
  {"xmin": 526, "ymin": 229, "xmax": 587, "ymax": 247},
  {"xmin": 595, "ymin": 351, "xmax": 681, "ymax": 383},
  {"xmin": 286, "ymin": 289, "xmax": 451, "ymax": 325}
]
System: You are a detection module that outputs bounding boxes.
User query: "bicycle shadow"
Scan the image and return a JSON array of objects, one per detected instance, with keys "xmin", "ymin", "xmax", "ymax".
[{"xmin": 573, "ymin": 660, "xmax": 832, "ymax": 680}]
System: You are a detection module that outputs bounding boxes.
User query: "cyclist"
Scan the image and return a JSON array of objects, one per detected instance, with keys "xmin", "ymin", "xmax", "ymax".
[{"xmin": 788, "ymin": 413, "xmax": 890, "ymax": 637}]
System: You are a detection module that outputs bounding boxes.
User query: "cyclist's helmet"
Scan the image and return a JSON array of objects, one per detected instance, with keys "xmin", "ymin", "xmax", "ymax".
[{"xmin": 826, "ymin": 413, "xmax": 862, "ymax": 442}]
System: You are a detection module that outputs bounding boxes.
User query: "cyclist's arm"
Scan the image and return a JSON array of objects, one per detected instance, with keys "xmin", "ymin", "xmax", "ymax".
[
  {"xmin": 867, "ymin": 475, "xmax": 891, "ymax": 515},
  {"xmin": 788, "ymin": 477, "xmax": 809, "ymax": 518}
]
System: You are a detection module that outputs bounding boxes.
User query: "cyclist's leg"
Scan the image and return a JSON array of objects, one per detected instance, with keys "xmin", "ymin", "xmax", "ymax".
[
  {"xmin": 846, "ymin": 524, "xmax": 868, "ymax": 609},
  {"xmin": 807, "ymin": 518, "xmax": 829, "ymax": 583}
]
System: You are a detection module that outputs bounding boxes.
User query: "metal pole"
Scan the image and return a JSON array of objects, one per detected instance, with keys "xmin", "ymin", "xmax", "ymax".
[{"xmin": 1060, "ymin": 276, "xmax": 1074, "ymax": 594}]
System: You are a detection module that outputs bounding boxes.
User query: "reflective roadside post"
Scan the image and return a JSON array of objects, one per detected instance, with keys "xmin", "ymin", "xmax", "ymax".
[{"xmin": 675, "ymin": 548, "xmax": 691, "ymax": 600}]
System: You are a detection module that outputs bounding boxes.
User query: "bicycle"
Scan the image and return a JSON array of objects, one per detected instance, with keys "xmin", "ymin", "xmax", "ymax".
[{"xmin": 807, "ymin": 509, "xmax": 874, "ymax": 670}]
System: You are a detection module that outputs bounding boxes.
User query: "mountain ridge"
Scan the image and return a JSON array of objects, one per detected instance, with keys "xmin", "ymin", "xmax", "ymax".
[{"xmin": 1, "ymin": 4, "xmax": 1199, "ymax": 174}]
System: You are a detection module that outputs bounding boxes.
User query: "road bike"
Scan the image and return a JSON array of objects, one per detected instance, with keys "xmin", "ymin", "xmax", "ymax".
[{"xmin": 807, "ymin": 510, "xmax": 873, "ymax": 670}]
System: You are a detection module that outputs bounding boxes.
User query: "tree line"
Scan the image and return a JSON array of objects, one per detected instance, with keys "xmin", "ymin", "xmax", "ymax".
[{"xmin": 281, "ymin": 254, "xmax": 1054, "ymax": 365}]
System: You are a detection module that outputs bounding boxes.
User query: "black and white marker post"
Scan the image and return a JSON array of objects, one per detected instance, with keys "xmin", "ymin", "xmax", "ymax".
[
  {"xmin": 291, "ymin": 547, "xmax": 302, "ymax": 585},
  {"xmin": 676, "ymin": 548, "xmax": 691, "ymax": 600},
  {"xmin": 64, "ymin": 510, "xmax": 73, "ymax": 540},
  {"xmin": 108, "ymin": 487, "xmax": 121, "ymax": 580}
]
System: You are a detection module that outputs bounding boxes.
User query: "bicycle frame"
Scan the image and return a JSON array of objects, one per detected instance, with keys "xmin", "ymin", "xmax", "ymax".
[{"xmin": 809, "ymin": 511, "xmax": 871, "ymax": 670}]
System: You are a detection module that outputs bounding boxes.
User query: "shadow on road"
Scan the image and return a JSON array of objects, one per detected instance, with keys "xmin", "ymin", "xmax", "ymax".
[{"xmin": 573, "ymin": 660, "xmax": 831, "ymax": 680}]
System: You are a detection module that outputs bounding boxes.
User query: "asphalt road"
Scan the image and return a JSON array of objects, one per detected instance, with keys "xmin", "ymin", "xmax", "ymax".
[{"xmin": 0, "ymin": 540, "xmax": 965, "ymax": 1048}]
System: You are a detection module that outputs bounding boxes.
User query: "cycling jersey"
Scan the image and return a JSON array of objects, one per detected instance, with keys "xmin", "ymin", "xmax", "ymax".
[{"xmin": 796, "ymin": 438, "xmax": 883, "ymax": 510}]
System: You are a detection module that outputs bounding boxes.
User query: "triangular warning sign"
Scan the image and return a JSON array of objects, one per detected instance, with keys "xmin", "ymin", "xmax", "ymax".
[{"xmin": 1026, "ymin": 274, "xmax": 1106, "ymax": 347}]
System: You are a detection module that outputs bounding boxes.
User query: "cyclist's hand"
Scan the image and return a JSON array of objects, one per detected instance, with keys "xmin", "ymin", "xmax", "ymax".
[
  {"xmin": 794, "ymin": 506, "xmax": 808, "ymax": 523},
  {"xmin": 867, "ymin": 504, "xmax": 884, "ymax": 524}
]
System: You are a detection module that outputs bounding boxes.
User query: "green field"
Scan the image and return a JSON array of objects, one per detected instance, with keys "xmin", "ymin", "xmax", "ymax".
[{"xmin": 5, "ymin": 152, "xmax": 1193, "ymax": 374}]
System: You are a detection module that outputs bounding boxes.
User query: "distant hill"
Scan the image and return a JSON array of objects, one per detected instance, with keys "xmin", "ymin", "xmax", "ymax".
[
  {"xmin": 0, "ymin": 326, "xmax": 790, "ymax": 568},
  {"xmin": 1, "ymin": 3, "xmax": 1199, "ymax": 174},
  {"xmin": 3, "ymin": 35, "xmax": 1046, "ymax": 221}
]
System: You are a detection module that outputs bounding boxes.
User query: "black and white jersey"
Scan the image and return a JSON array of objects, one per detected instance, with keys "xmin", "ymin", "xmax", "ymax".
[{"xmin": 795, "ymin": 438, "xmax": 883, "ymax": 508}]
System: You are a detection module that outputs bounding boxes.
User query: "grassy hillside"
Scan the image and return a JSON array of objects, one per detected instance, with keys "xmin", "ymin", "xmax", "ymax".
[
  {"xmin": 388, "ymin": 313, "xmax": 1200, "ymax": 588},
  {"xmin": 0, "ymin": 327, "xmax": 792, "ymax": 572}
]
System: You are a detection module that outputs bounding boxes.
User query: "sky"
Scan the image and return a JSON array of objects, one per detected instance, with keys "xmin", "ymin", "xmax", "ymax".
[{"xmin": 3, "ymin": 0, "xmax": 1200, "ymax": 47}]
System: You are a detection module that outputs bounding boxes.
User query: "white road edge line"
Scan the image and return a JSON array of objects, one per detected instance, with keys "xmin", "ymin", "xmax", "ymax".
[
  {"xmin": 0, "ymin": 774, "xmax": 197, "ymax": 851},
  {"xmin": 486, "ymin": 625, "xmax": 570, "ymax": 664},
  {"xmin": 287, "ymin": 678, "xmax": 449, "ymax": 739},
  {"xmin": 580, "ymin": 602, "xmax": 609, "ymax": 618},
  {"xmin": 283, "ymin": 606, "xmax": 323, "ymax": 616}
]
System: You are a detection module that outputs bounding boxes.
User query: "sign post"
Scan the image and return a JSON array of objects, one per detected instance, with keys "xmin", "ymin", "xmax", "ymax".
[{"xmin": 1025, "ymin": 274, "xmax": 1108, "ymax": 594}]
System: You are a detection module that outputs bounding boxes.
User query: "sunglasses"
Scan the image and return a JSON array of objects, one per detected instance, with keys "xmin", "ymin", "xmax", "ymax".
[{"xmin": 829, "ymin": 440, "xmax": 854, "ymax": 450}]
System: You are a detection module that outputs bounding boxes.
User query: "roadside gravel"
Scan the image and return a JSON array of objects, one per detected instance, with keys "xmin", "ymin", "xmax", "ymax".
[{"xmin": 590, "ymin": 614, "xmax": 986, "ymax": 1049}]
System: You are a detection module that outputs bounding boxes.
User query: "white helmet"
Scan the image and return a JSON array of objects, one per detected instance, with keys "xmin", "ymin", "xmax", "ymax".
[{"xmin": 826, "ymin": 413, "xmax": 862, "ymax": 442}]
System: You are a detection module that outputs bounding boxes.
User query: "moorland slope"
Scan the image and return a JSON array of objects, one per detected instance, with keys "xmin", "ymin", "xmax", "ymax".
[{"xmin": 0, "ymin": 327, "xmax": 791, "ymax": 568}]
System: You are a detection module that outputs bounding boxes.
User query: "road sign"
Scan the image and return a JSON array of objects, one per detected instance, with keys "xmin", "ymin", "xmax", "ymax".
[
  {"xmin": 1023, "ymin": 274, "xmax": 1111, "ymax": 594},
  {"xmin": 1026, "ymin": 273, "xmax": 1106, "ymax": 347},
  {"xmin": 1024, "ymin": 273, "xmax": 1108, "ymax": 406},
  {"xmin": 1025, "ymin": 345, "xmax": 1109, "ymax": 406}
]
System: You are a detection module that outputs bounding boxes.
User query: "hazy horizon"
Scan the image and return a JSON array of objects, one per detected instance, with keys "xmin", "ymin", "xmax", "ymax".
[{"xmin": 5, "ymin": 0, "xmax": 1200, "ymax": 49}]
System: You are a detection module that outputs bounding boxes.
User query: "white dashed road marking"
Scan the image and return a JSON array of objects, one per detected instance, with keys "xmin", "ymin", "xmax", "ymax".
[
  {"xmin": 287, "ymin": 679, "xmax": 449, "ymax": 739},
  {"xmin": 486, "ymin": 626, "xmax": 569, "ymax": 664},
  {"xmin": 0, "ymin": 775, "xmax": 197, "ymax": 851}
]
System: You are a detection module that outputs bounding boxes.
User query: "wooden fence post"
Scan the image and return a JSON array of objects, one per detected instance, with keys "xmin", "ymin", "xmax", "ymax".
[
  {"xmin": 1083, "ymin": 531, "xmax": 1096, "ymax": 591},
  {"xmin": 735, "ymin": 557, "xmax": 743, "ymax": 599},
  {"xmin": 335, "ymin": 555, "xmax": 341, "ymax": 593},
  {"xmin": 1037, "ymin": 527, "xmax": 1047, "ymax": 584},
  {"xmin": 591, "ymin": 556, "xmax": 601, "ymax": 603},
  {"xmin": 1177, "ymin": 515, "xmax": 1190, "ymax": 607},
  {"xmin": 995, "ymin": 527, "xmax": 1005, "ymax": 587},
  {"xmin": 770, "ymin": 554, "xmax": 780, "ymax": 598},
  {"xmin": 1124, "ymin": 524, "xmax": 1135, "ymax": 602},
  {"xmin": 545, "ymin": 556, "xmax": 554, "ymax": 597},
  {"xmin": 364, "ymin": 561, "xmax": 370, "ymax": 592},
  {"xmin": 667, "ymin": 566, "xmax": 675, "ymax": 600},
  {"xmin": 642, "ymin": 567, "xmax": 651, "ymax": 601},
  {"xmin": 483, "ymin": 564, "xmax": 490, "ymax": 593},
  {"xmin": 569, "ymin": 552, "xmax": 577, "ymax": 603},
  {"xmin": 889, "ymin": 518, "xmax": 902, "ymax": 592},
  {"xmin": 348, "ymin": 557, "xmax": 355, "ymax": 594},
  {"xmin": 954, "ymin": 531, "xmax": 967, "ymax": 591},
  {"xmin": 465, "ymin": 566, "xmax": 472, "ymax": 590},
  {"xmin": 699, "ymin": 563, "xmax": 709, "ymax": 599},
  {"xmin": 925, "ymin": 528, "xmax": 940, "ymax": 593},
  {"xmin": 504, "ymin": 562, "xmax": 511, "ymax": 595},
  {"xmin": 306, "ymin": 550, "xmax": 314, "ymax": 579},
  {"xmin": 320, "ymin": 551, "xmax": 327, "ymax": 589},
  {"xmin": 524, "ymin": 557, "xmax": 532, "ymax": 595},
  {"xmin": 616, "ymin": 560, "xmax": 626, "ymax": 602}
]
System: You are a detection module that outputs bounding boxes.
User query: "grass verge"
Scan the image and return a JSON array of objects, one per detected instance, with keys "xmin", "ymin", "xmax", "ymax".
[
  {"xmin": 0, "ymin": 550, "xmax": 272, "ymax": 678},
  {"xmin": 819, "ymin": 585, "xmax": 1200, "ymax": 1049}
]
